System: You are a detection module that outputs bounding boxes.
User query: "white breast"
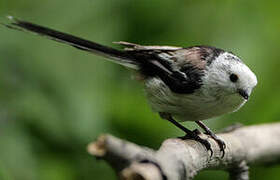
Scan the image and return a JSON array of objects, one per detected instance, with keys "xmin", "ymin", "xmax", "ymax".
[{"xmin": 144, "ymin": 77, "xmax": 246, "ymax": 121}]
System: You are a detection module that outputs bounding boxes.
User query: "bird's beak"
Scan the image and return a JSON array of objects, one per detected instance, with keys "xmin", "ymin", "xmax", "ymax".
[{"xmin": 238, "ymin": 89, "xmax": 249, "ymax": 100}]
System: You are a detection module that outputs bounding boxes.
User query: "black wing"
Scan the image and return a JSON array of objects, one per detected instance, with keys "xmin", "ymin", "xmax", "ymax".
[{"xmin": 117, "ymin": 42, "xmax": 223, "ymax": 94}]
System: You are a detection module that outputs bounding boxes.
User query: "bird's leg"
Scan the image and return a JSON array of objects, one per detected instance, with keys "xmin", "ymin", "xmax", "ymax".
[
  {"xmin": 195, "ymin": 120, "xmax": 226, "ymax": 157},
  {"xmin": 159, "ymin": 113, "xmax": 213, "ymax": 156}
]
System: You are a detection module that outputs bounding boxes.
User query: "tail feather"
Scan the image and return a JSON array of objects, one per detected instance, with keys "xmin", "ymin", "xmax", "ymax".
[
  {"xmin": 3, "ymin": 16, "xmax": 138, "ymax": 69},
  {"xmin": 2, "ymin": 16, "xmax": 195, "ymax": 94}
]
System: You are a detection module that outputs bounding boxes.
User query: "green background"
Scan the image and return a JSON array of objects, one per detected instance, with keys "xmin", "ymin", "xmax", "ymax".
[{"xmin": 0, "ymin": 0, "xmax": 279, "ymax": 179}]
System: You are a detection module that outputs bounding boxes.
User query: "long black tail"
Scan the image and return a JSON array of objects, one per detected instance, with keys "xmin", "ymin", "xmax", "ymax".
[
  {"xmin": 2, "ymin": 16, "xmax": 192, "ymax": 93},
  {"xmin": 3, "ymin": 16, "xmax": 138, "ymax": 69}
]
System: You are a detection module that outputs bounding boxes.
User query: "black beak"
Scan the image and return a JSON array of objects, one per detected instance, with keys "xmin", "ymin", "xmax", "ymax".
[{"xmin": 238, "ymin": 89, "xmax": 249, "ymax": 100}]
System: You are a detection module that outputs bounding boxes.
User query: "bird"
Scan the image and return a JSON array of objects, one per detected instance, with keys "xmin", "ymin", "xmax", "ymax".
[{"xmin": 2, "ymin": 16, "xmax": 257, "ymax": 157}]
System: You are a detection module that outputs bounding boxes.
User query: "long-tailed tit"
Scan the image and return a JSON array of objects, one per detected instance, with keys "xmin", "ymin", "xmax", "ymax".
[{"xmin": 3, "ymin": 16, "xmax": 257, "ymax": 157}]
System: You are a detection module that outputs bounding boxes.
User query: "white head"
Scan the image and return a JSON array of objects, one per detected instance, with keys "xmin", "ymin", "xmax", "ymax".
[{"xmin": 202, "ymin": 52, "xmax": 257, "ymax": 102}]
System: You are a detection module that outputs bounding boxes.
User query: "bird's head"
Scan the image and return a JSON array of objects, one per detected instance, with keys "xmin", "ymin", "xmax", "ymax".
[{"xmin": 202, "ymin": 52, "xmax": 257, "ymax": 102}]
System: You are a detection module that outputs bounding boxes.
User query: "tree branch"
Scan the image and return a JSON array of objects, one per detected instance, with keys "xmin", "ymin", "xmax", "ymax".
[{"xmin": 87, "ymin": 123, "xmax": 280, "ymax": 180}]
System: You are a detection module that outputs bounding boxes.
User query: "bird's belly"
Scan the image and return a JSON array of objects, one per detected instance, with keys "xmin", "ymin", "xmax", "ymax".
[
  {"xmin": 174, "ymin": 97, "xmax": 245, "ymax": 121},
  {"xmin": 145, "ymin": 78, "xmax": 246, "ymax": 122}
]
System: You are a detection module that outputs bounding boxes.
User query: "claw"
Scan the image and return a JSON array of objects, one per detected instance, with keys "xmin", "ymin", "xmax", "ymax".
[
  {"xmin": 192, "ymin": 134, "xmax": 213, "ymax": 157},
  {"xmin": 206, "ymin": 132, "xmax": 226, "ymax": 157},
  {"xmin": 215, "ymin": 138, "xmax": 226, "ymax": 158},
  {"xmin": 179, "ymin": 132, "xmax": 213, "ymax": 157},
  {"xmin": 195, "ymin": 121, "xmax": 226, "ymax": 158},
  {"xmin": 161, "ymin": 114, "xmax": 215, "ymax": 157}
]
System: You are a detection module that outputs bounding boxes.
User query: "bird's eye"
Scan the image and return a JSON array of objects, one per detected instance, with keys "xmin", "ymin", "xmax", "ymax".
[{"xmin": 230, "ymin": 74, "xmax": 238, "ymax": 83}]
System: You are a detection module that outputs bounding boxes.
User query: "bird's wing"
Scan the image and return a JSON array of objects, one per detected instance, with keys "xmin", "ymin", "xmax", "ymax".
[
  {"xmin": 114, "ymin": 41, "xmax": 182, "ymax": 51},
  {"xmin": 115, "ymin": 42, "xmax": 221, "ymax": 94},
  {"xmin": 115, "ymin": 41, "xmax": 222, "ymax": 69}
]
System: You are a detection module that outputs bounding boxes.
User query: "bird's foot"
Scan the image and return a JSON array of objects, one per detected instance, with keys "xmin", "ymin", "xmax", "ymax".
[
  {"xmin": 179, "ymin": 129, "xmax": 213, "ymax": 157},
  {"xmin": 195, "ymin": 121, "xmax": 226, "ymax": 158},
  {"xmin": 205, "ymin": 131, "xmax": 226, "ymax": 158},
  {"xmin": 159, "ymin": 113, "xmax": 215, "ymax": 157}
]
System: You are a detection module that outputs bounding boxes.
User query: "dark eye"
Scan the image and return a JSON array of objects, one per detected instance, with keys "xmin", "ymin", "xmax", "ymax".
[{"xmin": 230, "ymin": 74, "xmax": 238, "ymax": 83}]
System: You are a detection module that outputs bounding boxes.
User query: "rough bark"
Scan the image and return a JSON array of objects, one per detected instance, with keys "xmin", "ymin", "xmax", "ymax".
[{"xmin": 87, "ymin": 123, "xmax": 280, "ymax": 180}]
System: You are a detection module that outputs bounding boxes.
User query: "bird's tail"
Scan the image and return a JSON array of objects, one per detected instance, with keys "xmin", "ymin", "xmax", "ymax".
[{"xmin": 2, "ymin": 16, "xmax": 139, "ymax": 69}]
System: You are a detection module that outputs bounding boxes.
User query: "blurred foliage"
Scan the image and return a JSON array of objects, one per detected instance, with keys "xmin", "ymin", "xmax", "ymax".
[{"xmin": 0, "ymin": 0, "xmax": 280, "ymax": 179}]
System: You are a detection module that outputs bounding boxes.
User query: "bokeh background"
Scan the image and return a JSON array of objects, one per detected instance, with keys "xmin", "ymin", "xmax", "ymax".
[{"xmin": 0, "ymin": 0, "xmax": 280, "ymax": 179}]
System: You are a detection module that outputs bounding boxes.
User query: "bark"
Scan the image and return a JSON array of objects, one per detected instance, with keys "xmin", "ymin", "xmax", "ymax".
[{"xmin": 87, "ymin": 123, "xmax": 280, "ymax": 180}]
